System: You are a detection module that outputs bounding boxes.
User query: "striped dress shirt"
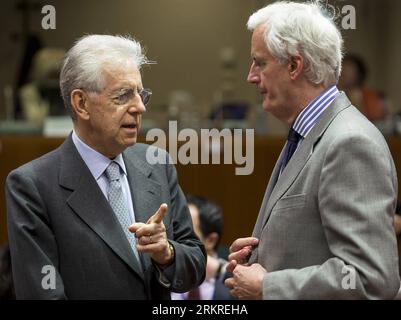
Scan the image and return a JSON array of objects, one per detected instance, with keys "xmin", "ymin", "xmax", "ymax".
[{"xmin": 279, "ymin": 85, "xmax": 340, "ymax": 176}]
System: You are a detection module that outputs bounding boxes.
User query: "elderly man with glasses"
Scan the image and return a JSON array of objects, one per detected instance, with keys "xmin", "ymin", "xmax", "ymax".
[{"xmin": 6, "ymin": 34, "xmax": 206, "ymax": 299}]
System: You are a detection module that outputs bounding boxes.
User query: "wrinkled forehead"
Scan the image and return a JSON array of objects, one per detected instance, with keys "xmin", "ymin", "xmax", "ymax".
[
  {"xmin": 251, "ymin": 25, "xmax": 272, "ymax": 56},
  {"xmin": 100, "ymin": 61, "xmax": 143, "ymax": 91}
]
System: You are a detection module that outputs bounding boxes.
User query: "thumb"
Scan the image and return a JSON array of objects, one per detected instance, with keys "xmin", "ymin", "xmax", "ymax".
[
  {"xmin": 226, "ymin": 260, "xmax": 237, "ymax": 274},
  {"xmin": 147, "ymin": 203, "xmax": 168, "ymax": 224}
]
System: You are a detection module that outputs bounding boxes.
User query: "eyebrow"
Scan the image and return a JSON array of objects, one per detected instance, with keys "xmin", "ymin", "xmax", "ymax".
[
  {"xmin": 252, "ymin": 52, "xmax": 265, "ymax": 59},
  {"xmin": 109, "ymin": 87, "xmax": 135, "ymax": 97}
]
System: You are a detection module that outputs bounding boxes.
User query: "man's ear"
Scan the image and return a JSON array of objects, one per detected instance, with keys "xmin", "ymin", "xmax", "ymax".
[
  {"xmin": 71, "ymin": 89, "xmax": 90, "ymax": 121},
  {"xmin": 288, "ymin": 54, "xmax": 303, "ymax": 80}
]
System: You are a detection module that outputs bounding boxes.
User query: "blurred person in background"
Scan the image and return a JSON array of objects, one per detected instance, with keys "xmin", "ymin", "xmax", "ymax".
[
  {"xmin": 172, "ymin": 195, "xmax": 234, "ymax": 300},
  {"xmin": 395, "ymin": 202, "xmax": 401, "ymax": 236},
  {"xmin": 338, "ymin": 53, "xmax": 389, "ymax": 122}
]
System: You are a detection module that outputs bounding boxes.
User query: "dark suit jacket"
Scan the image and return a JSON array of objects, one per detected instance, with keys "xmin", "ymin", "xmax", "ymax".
[{"xmin": 6, "ymin": 135, "xmax": 206, "ymax": 299}]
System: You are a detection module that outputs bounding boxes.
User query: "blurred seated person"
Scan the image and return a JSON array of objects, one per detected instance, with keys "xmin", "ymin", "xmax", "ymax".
[
  {"xmin": 395, "ymin": 202, "xmax": 401, "ymax": 237},
  {"xmin": 338, "ymin": 54, "xmax": 388, "ymax": 122},
  {"xmin": 171, "ymin": 195, "xmax": 234, "ymax": 300},
  {"xmin": 0, "ymin": 245, "xmax": 15, "ymax": 300},
  {"xmin": 19, "ymin": 47, "xmax": 66, "ymax": 126},
  {"xmin": 396, "ymin": 202, "xmax": 401, "ymax": 294}
]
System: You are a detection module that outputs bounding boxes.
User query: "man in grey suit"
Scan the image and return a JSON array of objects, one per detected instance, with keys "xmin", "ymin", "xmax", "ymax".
[
  {"xmin": 225, "ymin": 1, "xmax": 400, "ymax": 299},
  {"xmin": 6, "ymin": 34, "xmax": 206, "ymax": 299}
]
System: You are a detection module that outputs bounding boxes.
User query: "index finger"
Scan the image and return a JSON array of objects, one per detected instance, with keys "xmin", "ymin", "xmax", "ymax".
[
  {"xmin": 228, "ymin": 246, "xmax": 252, "ymax": 264},
  {"xmin": 147, "ymin": 203, "xmax": 168, "ymax": 224},
  {"xmin": 229, "ymin": 237, "xmax": 259, "ymax": 253}
]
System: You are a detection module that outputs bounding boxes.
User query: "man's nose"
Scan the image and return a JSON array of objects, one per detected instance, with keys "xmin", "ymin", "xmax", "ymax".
[
  {"xmin": 247, "ymin": 64, "xmax": 259, "ymax": 84},
  {"xmin": 128, "ymin": 99, "xmax": 146, "ymax": 114}
]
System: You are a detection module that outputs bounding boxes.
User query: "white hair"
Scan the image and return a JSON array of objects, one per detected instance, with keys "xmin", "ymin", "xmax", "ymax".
[
  {"xmin": 247, "ymin": 1, "xmax": 343, "ymax": 87},
  {"xmin": 60, "ymin": 34, "xmax": 150, "ymax": 118}
]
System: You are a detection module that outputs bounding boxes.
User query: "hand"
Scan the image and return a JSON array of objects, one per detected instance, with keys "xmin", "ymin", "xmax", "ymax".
[
  {"xmin": 129, "ymin": 203, "xmax": 173, "ymax": 266},
  {"xmin": 226, "ymin": 237, "xmax": 259, "ymax": 273},
  {"xmin": 224, "ymin": 263, "xmax": 266, "ymax": 300}
]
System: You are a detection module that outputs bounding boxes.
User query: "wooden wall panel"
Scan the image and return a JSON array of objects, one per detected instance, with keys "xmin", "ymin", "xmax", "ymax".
[{"xmin": 1, "ymin": 135, "xmax": 400, "ymax": 249}]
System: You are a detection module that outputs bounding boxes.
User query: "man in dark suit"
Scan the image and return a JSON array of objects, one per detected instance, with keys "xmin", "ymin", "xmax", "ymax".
[
  {"xmin": 225, "ymin": 2, "xmax": 400, "ymax": 299},
  {"xmin": 6, "ymin": 34, "xmax": 206, "ymax": 299}
]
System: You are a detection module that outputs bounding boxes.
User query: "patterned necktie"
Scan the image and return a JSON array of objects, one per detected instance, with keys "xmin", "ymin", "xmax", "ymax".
[
  {"xmin": 105, "ymin": 161, "xmax": 140, "ymax": 262},
  {"xmin": 280, "ymin": 128, "xmax": 302, "ymax": 173}
]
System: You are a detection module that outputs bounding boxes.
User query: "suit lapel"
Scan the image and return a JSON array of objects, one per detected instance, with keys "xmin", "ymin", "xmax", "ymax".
[
  {"xmin": 123, "ymin": 151, "xmax": 161, "ymax": 224},
  {"xmin": 58, "ymin": 136, "xmax": 145, "ymax": 280},
  {"xmin": 252, "ymin": 147, "xmax": 284, "ymax": 238},
  {"xmin": 259, "ymin": 93, "xmax": 352, "ymax": 230},
  {"xmin": 123, "ymin": 149, "xmax": 161, "ymax": 272}
]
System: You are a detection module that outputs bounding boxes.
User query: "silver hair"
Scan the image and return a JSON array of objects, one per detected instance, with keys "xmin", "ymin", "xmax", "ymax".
[
  {"xmin": 247, "ymin": 1, "xmax": 343, "ymax": 87},
  {"xmin": 60, "ymin": 34, "xmax": 150, "ymax": 119}
]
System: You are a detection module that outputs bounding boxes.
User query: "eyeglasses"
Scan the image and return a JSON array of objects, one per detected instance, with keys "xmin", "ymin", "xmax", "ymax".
[
  {"xmin": 138, "ymin": 88, "xmax": 152, "ymax": 106},
  {"xmin": 86, "ymin": 87, "xmax": 153, "ymax": 107}
]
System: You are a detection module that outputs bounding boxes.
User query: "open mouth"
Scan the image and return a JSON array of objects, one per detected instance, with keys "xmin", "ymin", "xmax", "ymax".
[{"xmin": 121, "ymin": 124, "xmax": 137, "ymax": 129}]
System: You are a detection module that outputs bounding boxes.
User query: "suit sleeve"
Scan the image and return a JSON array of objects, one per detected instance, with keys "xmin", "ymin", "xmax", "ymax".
[
  {"xmin": 6, "ymin": 167, "xmax": 67, "ymax": 299},
  {"xmin": 262, "ymin": 133, "xmax": 400, "ymax": 299},
  {"xmin": 158, "ymin": 153, "xmax": 207, "ymax": 293}
]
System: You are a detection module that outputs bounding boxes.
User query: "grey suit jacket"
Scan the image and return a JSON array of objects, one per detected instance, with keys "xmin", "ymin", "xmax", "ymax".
[
  {"xmin": 6, "ymin": 136, "xmax": 206, "ymax": 299},
  {"xmin": 250, "ymin": 93, "xmax": 400, "ymax": 299}
]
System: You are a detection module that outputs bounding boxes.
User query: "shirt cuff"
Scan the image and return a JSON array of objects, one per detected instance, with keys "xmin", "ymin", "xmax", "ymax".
[{"xmin": 152, "ymin": 242, "xmax": 176, "ymax": 288}]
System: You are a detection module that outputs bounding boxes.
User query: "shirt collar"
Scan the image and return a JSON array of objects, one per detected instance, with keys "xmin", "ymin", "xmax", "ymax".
[
  {"xmin": 292, "ymin": 85, "xmax": 340, "ymax": 138},
  {"xmin": 72, "ymin": 130, "xmax": 127, "ymax": 180}
]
